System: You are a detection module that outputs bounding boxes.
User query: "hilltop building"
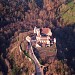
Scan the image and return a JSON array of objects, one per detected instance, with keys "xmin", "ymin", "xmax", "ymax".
[
  {"xmin": 26, "ymin": 27, "xmax": 56, "ymax": 47},
  {"xmin": 33, "ymin": 27, "xmax": 56, "ymax": 47}
]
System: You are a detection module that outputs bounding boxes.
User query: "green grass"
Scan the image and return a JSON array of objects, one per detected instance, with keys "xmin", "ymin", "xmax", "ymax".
[{"xmin": 61, "ymin": 1, "xmax": 75, "ymax": 25}]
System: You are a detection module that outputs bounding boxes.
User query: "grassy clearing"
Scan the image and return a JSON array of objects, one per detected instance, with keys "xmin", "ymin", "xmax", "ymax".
[{"xmin": 61, "ymin": 1, "xmax": 75, "ymax": 25}]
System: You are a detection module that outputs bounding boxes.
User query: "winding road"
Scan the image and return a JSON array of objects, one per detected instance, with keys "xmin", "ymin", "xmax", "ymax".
[
  {"xmin": 19, "ymin": 41, "xmax": 43, "ymax": 75},
  {"xmin": 29, "ymin": 42, "xmax": 43, "ymax": 75}
]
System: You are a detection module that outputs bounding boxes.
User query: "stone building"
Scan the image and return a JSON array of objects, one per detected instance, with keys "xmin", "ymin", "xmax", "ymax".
[{"xmin": 33, "ymin": 27, "xmax": 56, "ymax": 47}]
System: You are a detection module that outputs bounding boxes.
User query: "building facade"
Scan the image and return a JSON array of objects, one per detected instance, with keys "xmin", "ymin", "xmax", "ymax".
[{"xmin": 33, "ymin": 27, "xmax": 56, "ymax": 47}]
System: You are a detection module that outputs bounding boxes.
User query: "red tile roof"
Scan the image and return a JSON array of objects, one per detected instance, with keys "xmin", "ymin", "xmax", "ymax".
[{"xmin": 41, "ymin": 28, "xmax": 50, "ymax": 35}]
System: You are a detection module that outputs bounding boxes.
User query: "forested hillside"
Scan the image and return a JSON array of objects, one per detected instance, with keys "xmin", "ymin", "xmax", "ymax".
[{"xmin": 0, "ymin": 0, "xmax": 75, "ymax": 75}]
